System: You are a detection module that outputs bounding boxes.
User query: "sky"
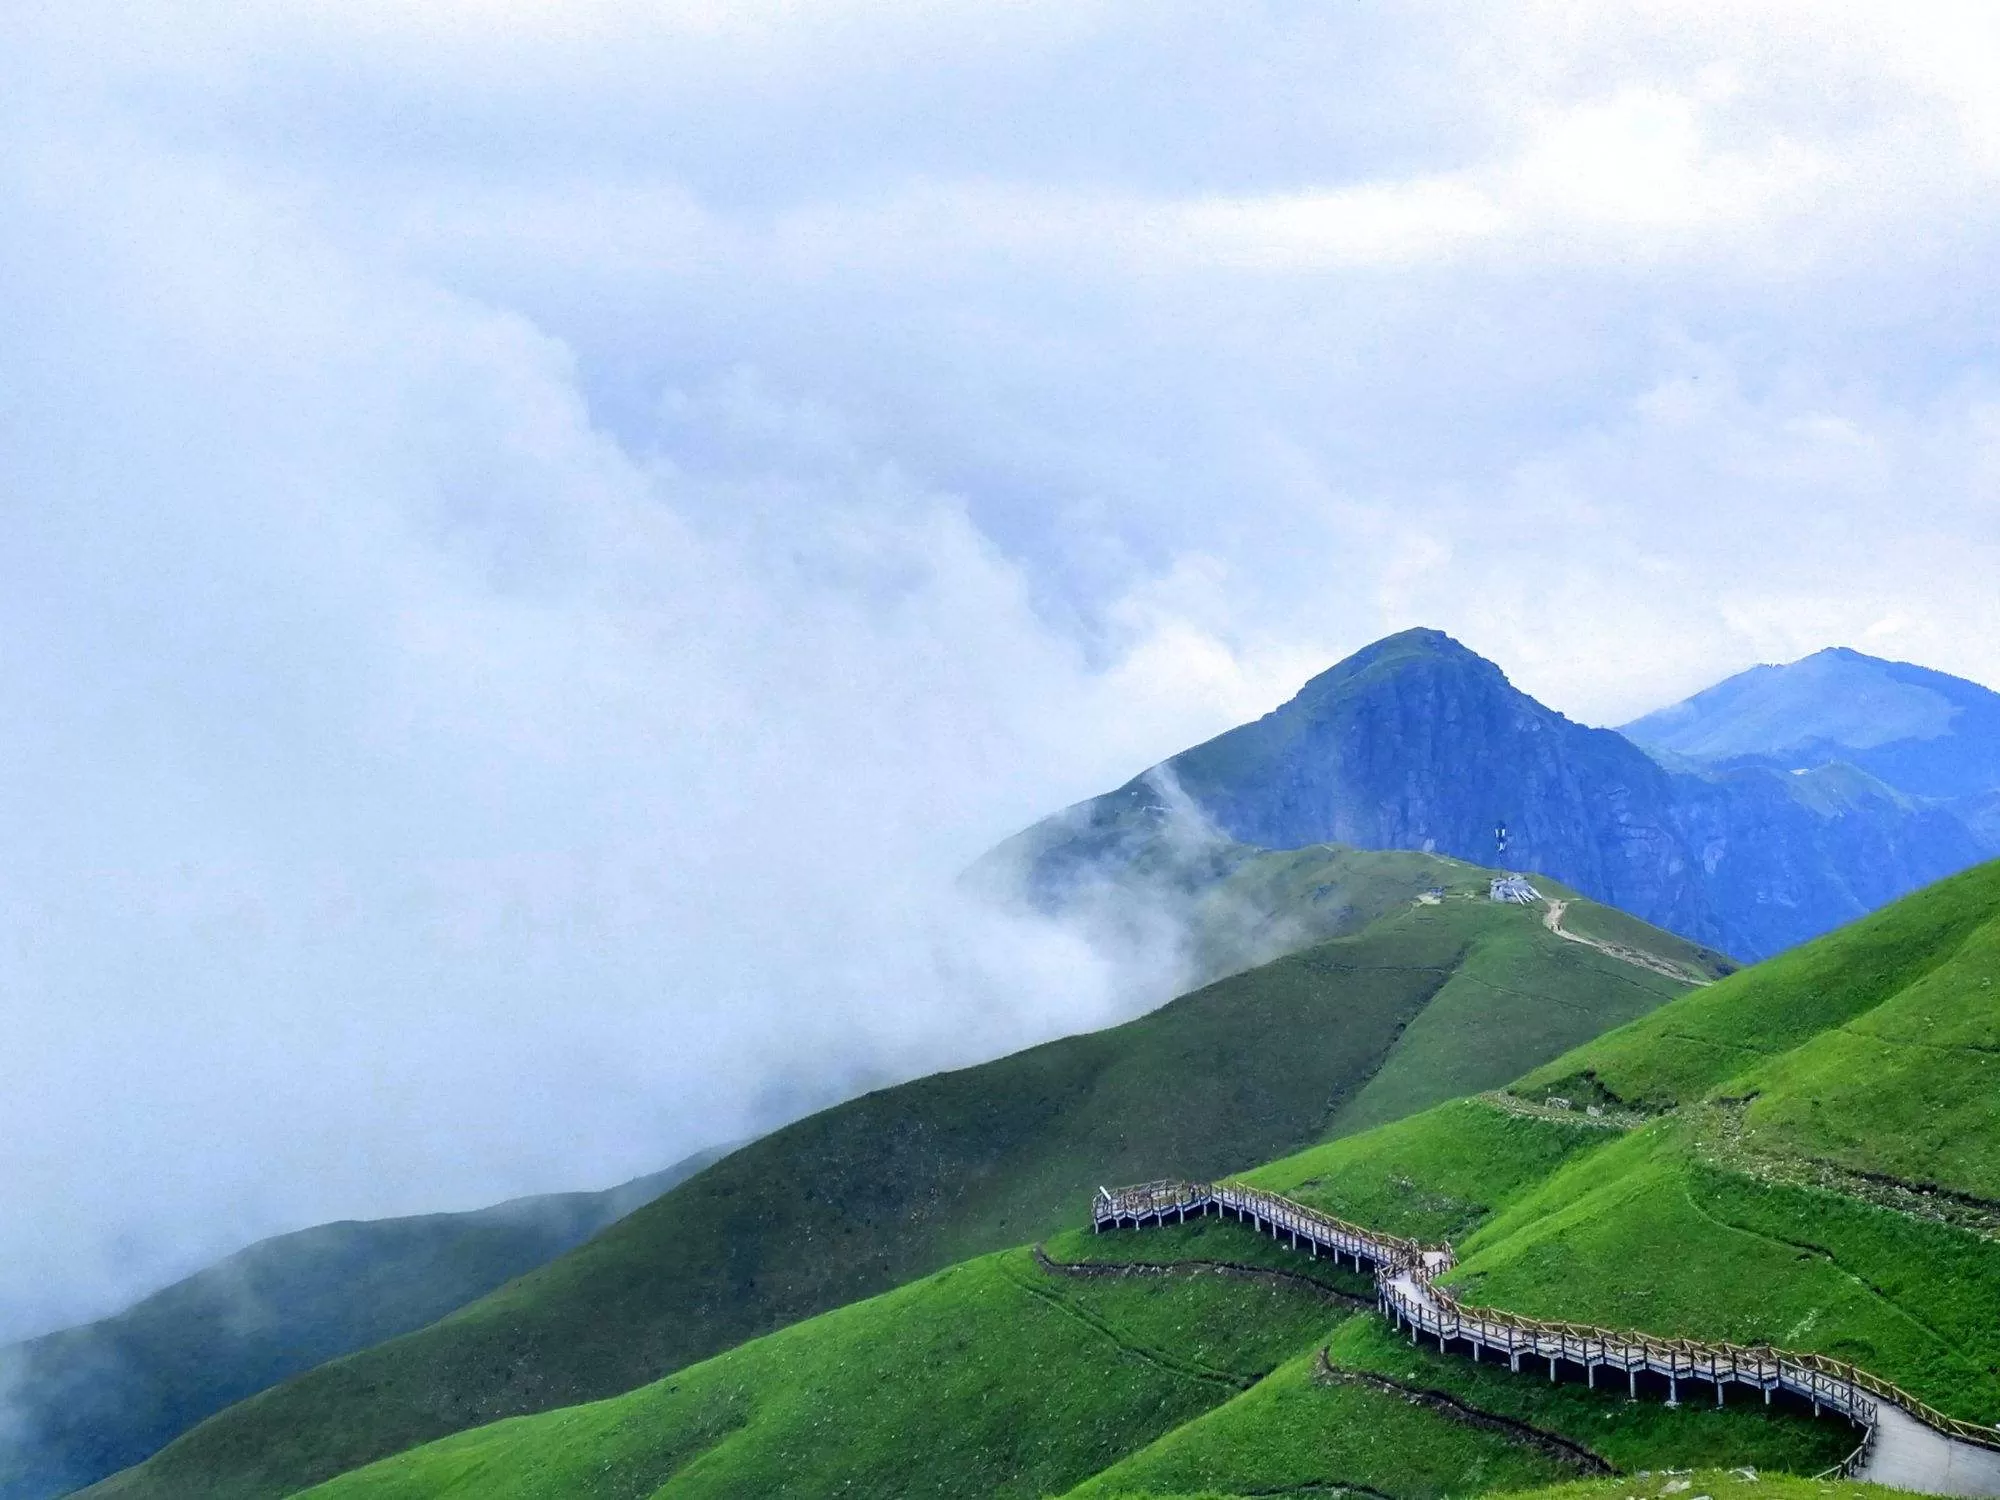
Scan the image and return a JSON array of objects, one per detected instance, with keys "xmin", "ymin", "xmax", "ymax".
[{"xmin": 4, "ymin": 0, "xmax": 2000, "ymax": 1339}]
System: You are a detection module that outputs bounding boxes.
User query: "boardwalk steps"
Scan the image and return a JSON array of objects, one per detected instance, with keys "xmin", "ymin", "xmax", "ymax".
[{"xmin": 1093, "ymin": 1179, "xmax": 2000, "ymax": 1486}]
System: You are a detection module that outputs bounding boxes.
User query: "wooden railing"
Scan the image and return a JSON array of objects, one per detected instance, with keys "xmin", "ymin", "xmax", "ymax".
[{"xmin": 1093, "ymin": 1179, "xmax": 2000, "ymax": 1462}]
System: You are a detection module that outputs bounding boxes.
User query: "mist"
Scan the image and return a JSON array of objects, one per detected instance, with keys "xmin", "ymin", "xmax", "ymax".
[{"xmin": 7, "ymin": 0, "xmax": 2000, "ymax": 1338}]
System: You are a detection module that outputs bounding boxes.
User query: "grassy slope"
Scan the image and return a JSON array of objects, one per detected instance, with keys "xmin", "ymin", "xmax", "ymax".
[
  {"xmin": 1444, "ymin": 861, "xmax": 2000, "ymax": 1420},
  {"xmin": 0, "ymin": 1152, "xmax": 720, "ymax": 1500},
  {"xmin": 1448, "ymin": 1129, "xmax": 2000, "ymax": 1417},
  {"xmin": 1552, "ymin": 898, "xmax": 1738, "ymax": 980},
  {"xmin": 1246, "ymin": 1095, "xmax": 1622, "ymax": 1243},
  {"xmin": 90, "ymin": 866, "xmax": 1709, "ymax": 1500},
  {"xmin": 1058, "ymin": 1349, "xmax": 1574, "ymax": 1500},
  {"xmin": 1062, "ymin": 1314, "xmax": 1849, "ymax": 1500},
  {"xmin": 1073, "ymin": 1479, "xmax": 1903, "ymax": 1500},
  {"xmin": 304, "ymin": 863, "xmax": 2000, "ymax": 1500},
  {"xmin": 297, "ymin": 1134, "xmax": 1852, "ymax": 1500},
  {"xmin": 293, "ymin": 1246, "xmax": 1343, "ymax": 1500},
  {"xmin": 1063, "ymin": 867, "xmax": 2000, "ymax": 1497},
  {"xmin": 1324, "ymin": 909, "xmax": 1695, "ymax": 1138},
  {"xmin": 1516, "ymin": 858, "xmax": 2000, "ymax": 1113},
  {"xmin": 299, "ymin": 1215, "xmax": 1849, "ymax": 1500},
  {"xmin": 1730, "ymin": 910, "xmax": 2000, "ymax": 1197},
  {"xmin": 1489, "ymin": 1478, "xmax": 1903, "ymax": 1500}
]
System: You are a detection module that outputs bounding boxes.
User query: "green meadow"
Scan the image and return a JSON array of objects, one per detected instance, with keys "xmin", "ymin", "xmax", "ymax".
[
  {"xmin": 90, "ymin": 853, "xmax": 1714, "ymax": 1500},
  {"xmin": 87, "ymin": 859, "xmax": 2000, "ymax": 1498}
]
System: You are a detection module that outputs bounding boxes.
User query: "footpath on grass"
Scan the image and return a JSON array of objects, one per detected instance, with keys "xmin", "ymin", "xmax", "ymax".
[
  {"xmin": 1094, "ymin": 1179, "xmax": 2000, "ymax": 1496},
  {"xmin": 1542, "ymin": 899, "xmax": 1716, "ymax": 987}
]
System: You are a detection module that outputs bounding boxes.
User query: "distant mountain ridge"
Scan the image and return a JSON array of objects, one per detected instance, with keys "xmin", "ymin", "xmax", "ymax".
[
  {"xmin": 986, "ymin": 629, "xmax": 1995, "ymax": 961},
  {"xmin": 0, "ymin": 1150, "xmax": 723, "ymax": 1500},
  {"xmin": 1622, "ymin": 644, "xmax": 2000, "ymax": 802}
]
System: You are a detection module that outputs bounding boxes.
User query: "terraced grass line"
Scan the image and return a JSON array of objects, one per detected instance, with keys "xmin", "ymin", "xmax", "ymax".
[
  {"xmin": 1692, "ymin": 1099, "xmax": 2000, "ymax": 1238},
  {"xmin": 1476, "ymin": 1094, "xmax": 1642, "ymax": 1131},
  {"xmin": 1311, "ymin": 1347, "xmax": 1612, "ymax": 1474},
  {"xmin": 999, "ymin": 1262, "xmax": 1258, "ymax": 1391},
  {"xmin": 1058, "ymin": 1346, "xmax": 1579, "ymax": 1498},
  {"xmin": 1675, "ymin": 1183, "xmax": 1966, "ymax": 1360},
  {"xmin": 1034, "ymin": 1245, "xmax": 1375, "ymax": 1309},
  {"xmin": 1206, "ymin": 1482, "xmax": 1396, "ymax": 1498}
]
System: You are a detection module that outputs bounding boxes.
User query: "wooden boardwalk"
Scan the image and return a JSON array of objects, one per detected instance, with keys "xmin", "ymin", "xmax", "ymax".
[{"xmin": 1094, "ymin": 1180, "xmax": 2000, "ymax": 1491}]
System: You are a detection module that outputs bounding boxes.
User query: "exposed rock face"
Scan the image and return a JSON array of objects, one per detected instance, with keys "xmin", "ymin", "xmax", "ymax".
[{"xmin": 996, "ymin": 629, "xmax": 1989, "ymax": 961}]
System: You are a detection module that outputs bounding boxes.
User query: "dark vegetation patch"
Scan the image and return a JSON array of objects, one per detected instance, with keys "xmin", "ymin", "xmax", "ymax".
[
  {"xmin": 1035, "ymin": 1243, "xmax": 1376, "ymax": 1310},
  {"xmin": 1311, "ymin": 1348, "xmax": 1612, "ymax": 1474}
]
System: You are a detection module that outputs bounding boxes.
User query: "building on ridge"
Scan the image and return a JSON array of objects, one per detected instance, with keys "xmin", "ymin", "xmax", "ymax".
[{"xmin": 1488, "ymin": 874, "xmax": 1541, "ymax": 905}]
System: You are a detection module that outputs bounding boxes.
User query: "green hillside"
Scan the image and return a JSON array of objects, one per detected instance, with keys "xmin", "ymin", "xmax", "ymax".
[
  {"xmin": 290, "ymin": 1160, "xmax": 1851, "ymax": 1500},
  {"xmin": 290, "ymin": 1245, "xmax": 1349, "ymax": 1500},
  {"xmin": 163, "ymin": 860, "xmax": 2000, "ymax": 1500},
  {"xmin": 1248, "ymin": 860, "xmax": 2000, "ymax": 1418},
  {"xmin": 0, "ymin": 1151, "xmax": 721, "ymax": 1500},
  {"xmin": 1515, "ymin": 856, "xmax": 2000, "ymax": 1116},
  {"xmin": 1428, "ymin": 869, "xmax": 2000, "ymax": 1423},
  {"xmin": 84, "ymin": 853, "xmax": 1718, "ymax": 1500}
]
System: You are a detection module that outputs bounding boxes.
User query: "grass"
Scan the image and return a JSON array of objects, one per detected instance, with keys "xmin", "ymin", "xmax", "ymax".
[
  {"xmin": 1490, "ymin": 1476, "xmax": 1905, "ymax": 1500},
  {"xmin": 1057, "ymin": 1349, "xmax": 1577, "ymax": 1500},
  {"xmin": 1049, "ymin": 866, "xmax": 2000, "ymax": 1497},
  {"xmin": 89, "ymin": 860, "xmax": 1708, "ymax": 1500},
  {"xmin": 1048, "ymin": 1226, "xmax": 1849, "ymax": 1499},
  {"xmin": 1516, "ymin": 860, "xmax": 2000, "ymax": 1113},
  {"xmin": 295, "ymin": 1218, "xmax": 1849, "ymax": 1500},
  {"xmin": 1070, "ymin": 1489, "xmax": 1899, "ymax": 1500},
  {"xmin": 1441, "ymin": 863, "xmax": 2000, "ymax": 1423},
  {"xmin": 290, "ymin": 1247, "xmax": 1343, "ymax": 1500},
  {"xmin": 1040, "ymin": 1221, "xmax": 1379, "ymax": 1301},
  {"xmin": 1445, "ymin": 1127, "xmax": 2000, "ymax": 1420},
  {"xmin": 1548, "ymin": 899, "xmax": 1738, "ymax": 983},
  {"xmin": 1727, "ymin": 912, "xmax": 2000, "ymax": 1200},
  {"xmin": 1246, "ymin": 1096, "xmax": 1624, "ymax": 1244},
  {"xmin": 1324, "ymin": 913, "xmax": 1689, "ymax": 1137}
]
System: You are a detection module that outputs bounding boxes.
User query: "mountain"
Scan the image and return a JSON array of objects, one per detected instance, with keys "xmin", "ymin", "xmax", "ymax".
[
  {"xmin": 0, "ymin": 1150, "xmax": 722, "ymax": 1500},
  {"xmin": 80, "ymin": 847, "xmax": 1723, "ymax": 1500},
  {"xmin": 278, "ymin": 858, "xmax": 2000, "ymax": 1498},
  {"xmin": 1622, "ymin": 644, "xmax": 2000, "ymax": 806},
  {"xmin": 986, "ymin": 628, "xmax": 1988, "ymax": 961}
]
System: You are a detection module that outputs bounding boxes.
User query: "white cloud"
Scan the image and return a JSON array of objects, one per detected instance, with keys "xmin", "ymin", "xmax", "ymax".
[{"xmin": 5, "ymin": 0, "xmax": 2000, "ymax": 1336}]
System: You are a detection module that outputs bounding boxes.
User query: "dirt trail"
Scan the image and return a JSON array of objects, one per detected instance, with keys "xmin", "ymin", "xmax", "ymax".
[{"xmin": 1542, "ymin": 899, "xmax": 1711, "ymax": 987}]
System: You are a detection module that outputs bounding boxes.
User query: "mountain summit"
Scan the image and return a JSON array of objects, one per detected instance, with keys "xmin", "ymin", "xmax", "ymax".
[
  {"xmin": 1622, "ymin": 644, "xmax": 2000, "ymax": 802},
  {"xmin": 992, "ymin": 629, "xmax": 1991, "ymax": 960}
]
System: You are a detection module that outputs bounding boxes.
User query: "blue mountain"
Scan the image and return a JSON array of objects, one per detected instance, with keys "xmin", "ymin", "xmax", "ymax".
[
  {"xmin": 0, "ymin": 1149, "xmax": 722, "ymax": 1500},
  {"xmin": 1622, "ymin": 644, "xmax": 2000, "ymax": 804},
  {"xmin": 987, "ymin": 629, "xmax": 1993, "ymax": 962}
]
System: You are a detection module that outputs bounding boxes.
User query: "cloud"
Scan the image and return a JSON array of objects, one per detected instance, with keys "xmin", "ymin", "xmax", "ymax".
[
  {"xmin": 5, "ymin": 0, "xmax": 2000, "ymax": 1337},
  {"xmin": 0, "ymin": 106, "xmax": 1276, "ymax": 1337}
]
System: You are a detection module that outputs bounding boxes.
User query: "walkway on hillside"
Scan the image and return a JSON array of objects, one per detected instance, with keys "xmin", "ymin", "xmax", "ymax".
[
  {"xmin": 1867, "ymin": 1406, "xmax": 2000, "ymax": 1496},
  {"xmin": 1542, "ymin": 898, "xmax": 1714, "ymax": 986},
  {"xmin": 1094, "ymin": 1180, "xmax": 2000, "ymax": 1494}
]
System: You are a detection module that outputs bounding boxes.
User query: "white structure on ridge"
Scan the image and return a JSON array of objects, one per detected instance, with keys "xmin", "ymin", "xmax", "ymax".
[{"xmin": 1489, "ymin": 874, "xmax": 1542, "ymax": 905}]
